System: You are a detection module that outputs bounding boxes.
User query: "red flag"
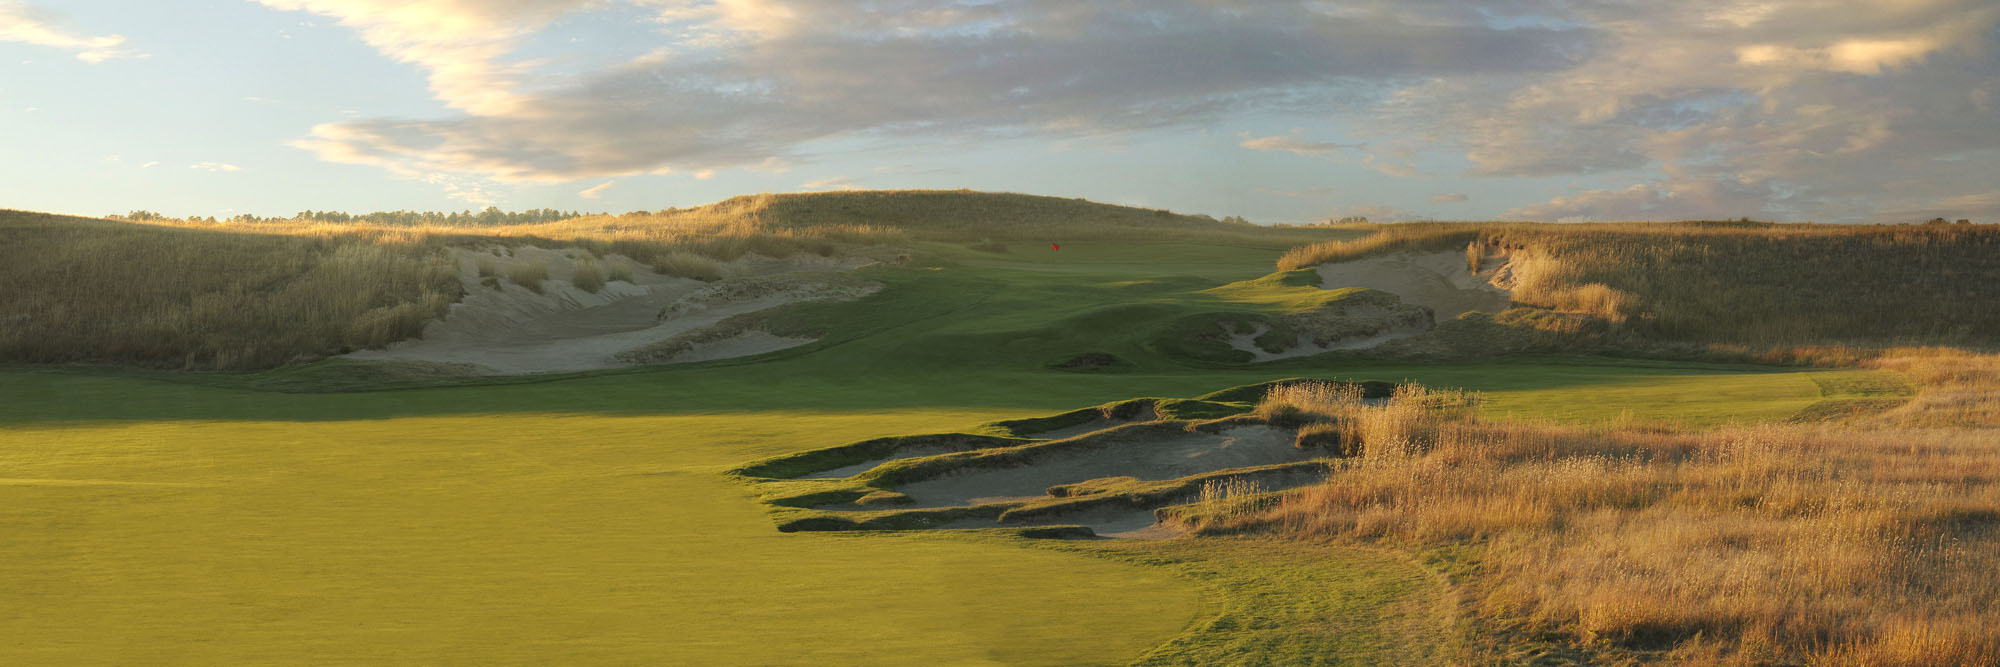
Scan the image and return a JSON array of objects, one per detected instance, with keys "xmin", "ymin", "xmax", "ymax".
[{"xmin": 1051, "ymin": 243, "xmax": 1060, "ymax": 251}]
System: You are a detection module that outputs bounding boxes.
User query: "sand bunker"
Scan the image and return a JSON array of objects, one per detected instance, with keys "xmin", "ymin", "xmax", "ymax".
[
  {"xmin": 1224, "ymin": 321, "xmax": 1431, "ymax": 362},
  {"xmin": 1316, "ymin": 250, "xmax": 1512, "ymax": 323},
  {"xmin": 346, "ymin": 245, "xmax": 875, "ymax": 374},
  {"xmin": 896, "ymin": 425, "xmax": 1306, "ymax": 508}
]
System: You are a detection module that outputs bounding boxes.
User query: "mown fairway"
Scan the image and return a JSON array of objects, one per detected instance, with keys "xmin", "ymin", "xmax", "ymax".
[{"xmin": 0, "ymin": 240, "xmax": 1897, "ymax": 664}]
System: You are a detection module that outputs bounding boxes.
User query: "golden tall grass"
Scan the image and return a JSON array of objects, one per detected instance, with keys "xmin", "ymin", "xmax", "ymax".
[
  {"xmin": 1190, "ymin": 357, "xmax": 2000, "ymax": 664},
  {"xmin": 0, "ymin": 211, "xmax": 457, "ymax": 370},
  {"xmin": 1279, "ymin": 222, "xmax": 2000, "ymax": 347}
]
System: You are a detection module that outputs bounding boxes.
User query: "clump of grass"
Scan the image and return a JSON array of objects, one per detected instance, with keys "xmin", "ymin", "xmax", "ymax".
[
  {"xmin": 605, "ymin": 260, "xmax": 635, "ymax": 283},
  {"xmin": 474, "ymin": 254, "xmax": 497, "ymax": 278},
  {"xmin": 508, "ymin": 260, "xmax": 549, "ymax": 294},
  {"xmin": 654, "ymin": 251, "xmax": 725, "ymax": 281},
  {"xmin": 1293, "ymin": 422, "xmax": 1348, "ymax": 453},
  {"xmin": 571, "ymin": 259, "xmax": 607, "ymax": 293}
]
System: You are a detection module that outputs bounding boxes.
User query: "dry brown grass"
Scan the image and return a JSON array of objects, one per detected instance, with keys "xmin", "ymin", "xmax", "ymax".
[
  {"xmin": 1188, "ymin": 356, "xmax": 2000, "ymax": 664},
  {"xmin": 1279, "ymin": 222, "xmax": 2000, "ymax": 347},
  {"xmin": 0, "ymin": 211, "xmax": 458, "ymax": 369},
  {"xmin": 570, "ymin": 259, "xmax": 607, "ymax": 293}
]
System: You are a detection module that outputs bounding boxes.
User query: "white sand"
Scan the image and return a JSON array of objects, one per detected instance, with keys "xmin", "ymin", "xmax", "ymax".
[
  {"xmin": 1224, "ymin": 321, "xmax": 1432, "ymax": 362},
  {"xmin": 1315, "ymin": 250, "xmax": 1513, "ymax": 323},
  {"xmin": 345, "ymin": 245, "xmax": 874, "ymax": 374}
]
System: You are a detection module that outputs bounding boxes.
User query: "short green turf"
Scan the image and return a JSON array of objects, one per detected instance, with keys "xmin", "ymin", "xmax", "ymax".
[
  {"xmin": 0, "ymin": 238, "xmax": 1901, "ymax": 664},
  {"xmin": 0, "ymin": 413, "xmax": 1203, "ymax": 665}
]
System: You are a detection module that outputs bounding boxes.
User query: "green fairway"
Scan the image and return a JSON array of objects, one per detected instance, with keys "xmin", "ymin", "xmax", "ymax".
[
  {"xmin": 0, "ymin": 412, "xmax": 1207, "ymax": 664},
  {"xmin": 0, "ymin": 238, "xmax": 1907, "ymax": 664}
]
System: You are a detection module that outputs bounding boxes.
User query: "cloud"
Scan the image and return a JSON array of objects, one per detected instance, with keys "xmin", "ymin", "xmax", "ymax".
[
  {"xmin": 265, "ymin": 1, "xmax": 1593, "ymax": 184},
  {"xmin": 256, "ymin": 1, "xmax": 2000, "ymax": 221},
  {"xmin": 140, "ymin": 160, "xmax": 158, "ymax": 168},
  {"xmin": 1501, "ymin": 174, "xmax": 1781, "ymax": 222},
  {"xmin": 800, "ymin": 176, "xmax": 858, "ymax": 191},
  {"xmin": 0, "ymin": 1, "xmax": 143, "ymax": 62},
  {"xmin": 1239, "ymin": 133, "xmax": 1351, "ymax": 157},
  {"xmin": 189, "ymin": 162, "xmax": 243, "ymax": 172},
  {"xmin": 1431, "ymin": 193, "xmax": 1469, "ymax": 204},
  {"xmin": 578, "ymin": 181, "xmax": 615, "ymax": 199},
  {"xmin": 1367, "ymin": 0, "xmax": 2000, "ymax": 221}
]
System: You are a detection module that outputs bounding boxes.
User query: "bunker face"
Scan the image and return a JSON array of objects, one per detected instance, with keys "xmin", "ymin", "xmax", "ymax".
[
  {"xmin": 1224, "ymin": 321, "xmax": 1431, "ymax": 362},
  {"xmin": 346, "ymin": 246, "xmax": 874, "ymax": 374},
  {"xmin": 897, "ymin": 425, "xmax": 1307, "ymax": 508},
  {"xmin": 1315, "ymin": 250, "xmax": 1512, "ymax": 323}
]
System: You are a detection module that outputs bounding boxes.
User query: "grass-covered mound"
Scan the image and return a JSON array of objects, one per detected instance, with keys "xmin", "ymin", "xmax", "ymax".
[
  {"xmin": 0, "ymin": 210, "xmax": 460, "ymax": 369},
  {"xmin": 2, "ymin": 191, "xmax": 1358, "ymax": 371},
  {"xmin": 1278, "ymin": 221, "xmax": 2000, "ymax": 348}
]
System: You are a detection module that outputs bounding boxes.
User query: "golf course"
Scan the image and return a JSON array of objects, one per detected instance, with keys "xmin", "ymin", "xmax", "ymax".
[{"xmin": 8, "ymin": 197, "xmax": 1967, "ymax": 664}]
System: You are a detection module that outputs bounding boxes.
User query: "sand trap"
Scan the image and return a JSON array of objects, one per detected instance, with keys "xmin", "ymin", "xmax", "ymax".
[
  {"xmin": 897, "ymin": 425, "xmax": 1305, "ymax": 508},
  {"xmin": 1224, "ymin": 321, "xmax": 1432, "ymax": 361},
  {"xmin": 1316, "ymin": 250, "xmax": 1512, "ymax": 323},
  {"xmin": 346, "ymin": 245, "xmax": 876, "ymax": 374}
]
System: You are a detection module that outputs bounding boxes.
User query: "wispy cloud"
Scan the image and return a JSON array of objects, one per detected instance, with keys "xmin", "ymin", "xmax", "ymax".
[
  {"xmin": 189, "ymin": 162, "xmax": 242, "ymax": 172},
  {"xmin": 1432, "ymin": 193, "xmax": 1469, "ymax": 204},
  {"xmin": 268, "ymin": 1, "xmax": 1589, "ymax": 184},
  {"xmin": 801, "ymin": 176, "xmax": 859, "ymax": 191},
  {"xmin": 1239, "ymin": 134, "xmax": 1352, "ymax": 157},
  {"xmin": 0, "ymin": 1, "xmax": 142, "ymax": 62},
  {"xmin": 578, "ymin": 181, "xmax": 614, "ymax": 199}
]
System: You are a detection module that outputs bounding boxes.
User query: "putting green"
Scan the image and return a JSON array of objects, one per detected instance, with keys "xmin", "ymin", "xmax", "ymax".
[{"xmin": 0, "ymin": 412, "xmax": 1201, "ymax": 665}]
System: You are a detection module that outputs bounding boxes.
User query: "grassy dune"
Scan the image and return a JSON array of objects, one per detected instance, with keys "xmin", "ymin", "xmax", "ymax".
[
  {"xmin": 1279, "ymin": 221, "xmax": 2000, "ymax": 347},
  {"xmin": 2, "ymin": 192, "xmax": 1344, "ymax": 371},
  {"xmin": 1180, "ymin": 355, "xmax": 2000, "ymax": 664},
  {"xmin": 0, "ymin": 211, "xmax": 459, "ymax": 369}
]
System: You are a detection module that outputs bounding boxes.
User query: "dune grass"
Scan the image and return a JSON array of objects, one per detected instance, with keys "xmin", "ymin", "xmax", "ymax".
[
  {"xmin": 1176, "ymin": 354, "xmax": 2000, "ymax": 664},
  {"xmin": 506, "ymin": 259, "xmax": 550, "ymax": 293},
  {"xmin": 1278, "ymin": 221, "xmax": 2000, "ymax": 347},
  {"xmin": 570, "ymin": 258, "xmax": 607, "ymax": 293},
  {"xmin": 0, "ymin": 210, "xmax": 458, "ymax": 370}
]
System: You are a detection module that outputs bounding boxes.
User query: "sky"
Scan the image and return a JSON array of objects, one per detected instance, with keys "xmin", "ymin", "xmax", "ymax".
[{"xmin": 2, "ymin": 1, "xmax": 1996, "ymax": 224}]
